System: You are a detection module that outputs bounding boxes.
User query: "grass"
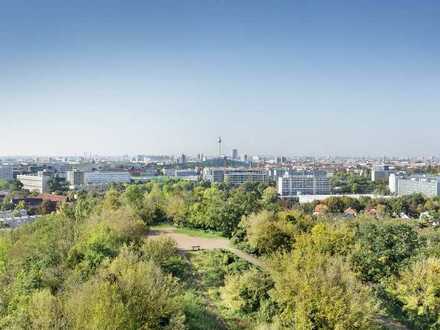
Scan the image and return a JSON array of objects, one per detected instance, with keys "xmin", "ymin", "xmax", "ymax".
[
  {"xmin": 183, "ymin": 290, "xmax": 228, "ymax": 330},
  {"xmin": 183, "ymin": 250, "xmax": 253, "ymax": 330},
  {"xmin": 150, "ymin": 223, "xmax": 225, "ymax": 239}
]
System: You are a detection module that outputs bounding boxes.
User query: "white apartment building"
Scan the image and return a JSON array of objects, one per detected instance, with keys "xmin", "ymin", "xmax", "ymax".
[
  {"xmin": 278, "ymin": 172, "xmax": 331, "ymax": 198},
  {"xmin": 203, "ymin": 167, "xmax": 268, "ymax": 185},
  {"xmin": 389, "ymin": 174, "xmax": 440, "ymax": 197},
  {"xmin": 84, "ymin": 171, "xmax": 131, "ymax": 186},
  {"xmin": 0, "ymin": 165, "xmax": 13, "ymax": 181},
  {"xmin": 17, "ymin": 172, "xmax": 50, "ymax": 193},
  {"xmin": 224, "ymin": 168, "xmax": 268, "ymax": 185}
]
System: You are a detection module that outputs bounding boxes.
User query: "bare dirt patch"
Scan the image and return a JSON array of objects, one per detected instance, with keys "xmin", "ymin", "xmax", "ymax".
[{"xmin": 148, "ymin": 227, "xmax": 230, "ymax": 251}]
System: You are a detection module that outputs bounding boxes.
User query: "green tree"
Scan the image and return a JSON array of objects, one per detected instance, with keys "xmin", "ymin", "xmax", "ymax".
[
  {"xmin": 388, "ymin": 257, "xmax": 440, "ymax": 328},
  {"xmin": 221, "ymin": 268, "xmax": 275, "ymax": 319},
  {"xmin": 27, "ymin": 289, "xmax": 64, "ymax": 329},
  {"xmin": 65, "ymin": 251, "xmax": 186, "ymax": 329},
  {"xmin": 260, "ymin": 186, "xmax": 280, "ymax": 212},
  {"xmin": 270, "ymin": 250, "xmax": 380, "ymax": 329},
  {"xmin": 13, "ymin": 200, "xmax": 27, "ymax": 216},
  {"xmin": 101, "ymin": 188, "xmax": 121, "ymax": 211},
  {"xmin": 244, "ymin": 211, "xmax": 294, "ymax": 255},
  {"xmin": 47, "ymin": 177, "xmax": 69, "ymax": 194},
  {"xmin": 143, "ymin": 184, "xmax": 167, "ymax": 224},
  {"xmin": 351, "ymin": 222, "xmax": 422, "ymax": 283}
]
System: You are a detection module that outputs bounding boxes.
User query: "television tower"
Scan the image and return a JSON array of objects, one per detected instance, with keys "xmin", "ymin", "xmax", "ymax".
[{"xmin": 217, "ymin": 136, "xmax": 222, "ymax": 157}]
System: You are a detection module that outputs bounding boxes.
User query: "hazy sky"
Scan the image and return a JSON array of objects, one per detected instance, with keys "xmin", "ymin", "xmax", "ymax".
[{"xmin": 1, "ymin": 0, "xmax": 439, "ymax": 157}]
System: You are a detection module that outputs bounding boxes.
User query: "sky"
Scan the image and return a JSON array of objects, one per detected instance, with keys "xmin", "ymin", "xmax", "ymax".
[{"xmin": 1, "ymin": 0, "xmax": 439, "ymax": 157}]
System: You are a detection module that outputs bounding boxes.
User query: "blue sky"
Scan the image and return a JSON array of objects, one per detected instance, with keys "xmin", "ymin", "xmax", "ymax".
[{"xmin": 1, "ymin": 0, "xmax": 439, "ymax": 157}]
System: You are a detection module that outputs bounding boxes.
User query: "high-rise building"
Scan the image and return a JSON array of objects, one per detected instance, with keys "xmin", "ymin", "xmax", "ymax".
[
  {"xmin": 66, "ymin": 170, "xmax": 85, "ymax": 190},
  {"xmin": 0, "ymin": 165, "xmax": 13, "ymax": 181},
  {"xmin": 278, "ymin": 171, "xmax": 331, "ymax": 198},
  {"xmin": 232, "ymin": 149, "xmax": 239, "ymax": 160},
  {"xmin": 371, "ymin": 164, "xmax": 394, "ymax": 183}
]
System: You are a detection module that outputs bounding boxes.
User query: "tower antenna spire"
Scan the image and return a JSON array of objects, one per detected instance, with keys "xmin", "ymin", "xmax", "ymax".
[{"xmin": 217, "ymin": 136, "xmax": 222, "ymax": 157}]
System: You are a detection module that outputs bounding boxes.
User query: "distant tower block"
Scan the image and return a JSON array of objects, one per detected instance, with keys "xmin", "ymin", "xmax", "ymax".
[{"xmin": 217, "ymin": 137, "xmax": 222, "ymax": 157}]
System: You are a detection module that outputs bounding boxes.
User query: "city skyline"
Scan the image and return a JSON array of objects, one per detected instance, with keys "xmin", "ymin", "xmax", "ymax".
[{"xmin": 1, "ymin": 1, "xmax": 439, "ymax": 156}]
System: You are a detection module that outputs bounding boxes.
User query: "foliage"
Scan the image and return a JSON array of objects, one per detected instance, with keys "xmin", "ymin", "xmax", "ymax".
[
  {"xmin": 387, "ymin": 257, "xmax": 440, "ymax": 329},
  {"xmin": 242, "ymin": 211, "xmax": 294, "ymax": 255},
  {"xmin": 189, "ymin": 250, "xmax": 250, "ymax": 288},
  {"xmin": 330, "ymin": 172, "xmax": 375, "ymax": 194},
  {"xmin": 270, "ymin": 249, "xmax": 380, "ymax": 329},
  {"xmin": 351, "ymin": 222, "xmax": 423, "ymax": 283},
  {"xmin": 47, "ymin": 177, "xmax": 69, "ymax": 194},
  {"xmin": 65, "ymin": 249, "xmax": 185, "ymax": 329},
  {"xmin": 220, "ymin": 268, "xmax": 276, "ymax": 319}
]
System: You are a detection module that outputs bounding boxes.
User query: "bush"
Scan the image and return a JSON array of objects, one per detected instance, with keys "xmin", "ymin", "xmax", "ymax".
[{"xmin": 388, "ymin": 257, "xmax": 440, "ymax": 328}]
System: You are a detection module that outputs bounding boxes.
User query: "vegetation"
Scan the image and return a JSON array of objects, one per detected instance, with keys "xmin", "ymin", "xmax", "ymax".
[
  {"xmin": 1, "ymin": 180, "xmax": 440, "ymax": 329},
  {"xmin": 47, "ymin": 177, "xmax": 69, "ymax": 194}
]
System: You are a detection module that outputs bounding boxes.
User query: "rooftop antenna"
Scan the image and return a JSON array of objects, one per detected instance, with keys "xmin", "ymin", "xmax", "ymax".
[{"xmin": 217, "ymin": 136, "xmax": 222, "ymax": 157}]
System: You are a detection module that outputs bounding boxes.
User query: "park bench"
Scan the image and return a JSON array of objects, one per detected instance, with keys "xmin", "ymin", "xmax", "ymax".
[{"xmin": 191, "ymin": 245, "xmax": 201, "ymax": 251}]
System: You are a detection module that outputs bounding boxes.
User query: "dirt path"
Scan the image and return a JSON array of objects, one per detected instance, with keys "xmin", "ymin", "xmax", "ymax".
[
  {"xmin": 148, "ymin": 228, "xmax": 230, "ymax": 250},
  {"xmin": 147, "ymin": 227, "xmax": 266, "ymax": 270}
]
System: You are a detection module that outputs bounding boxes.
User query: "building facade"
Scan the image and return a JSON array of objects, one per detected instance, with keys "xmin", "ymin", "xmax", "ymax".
[
  {"xmin": 224, "ymin": 169, "xmax": 268, "ymax": 185},
  {"xmin": 17, "ymin": 172, "xmax": 50, "ymax": 193},
  {"xmin": 174, "ymin": 169, "xmax": 198, "ymax": 178},
  {"xmin": 389, "ymin": 174, "xmax": 440, "ymax": 197},
  {"xmin": 66, "ymin": 170, "xmax": 85, "ymax": 189},
  {"xmin": 371, "ymin": 164, "xmax": 394, "ymax": 183},
  {"xmin": 278, "ymin": 172, "xmax": 331, "ymax": 198},
  {"xmin": 203, "ymin": 167, "xmax": 268, "ymax": 185},
  {"xmin": 202, "ymin": 168, "xmax": 226, "ymax": 183},
  {"xmin": 0, "ymin": 165, "xmax": 13, "ymax": 181},
  {"xmin": 84, "ymin": 171, "xmax": 131, "ymax": 186}
]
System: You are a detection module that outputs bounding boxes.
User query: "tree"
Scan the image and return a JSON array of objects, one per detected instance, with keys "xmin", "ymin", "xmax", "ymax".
[
  {"xmin": 143, "ymin": 184, "xmax": 167, "ymax": 224},
  {"xmin": 101, "ymin": 188, "xmax": 121, "ymax": 211},
  {"xmin": 122, "ymin": 184, "xmax": 145, "ymax": 212},
  {"xmin": 27, "ymin": 289, "xmax": 63, "ymax": 329},
  {"xmin": 294, "ymin": 222, "xmax": 355, "ymax": 257},
  {"xmin": 47, "ymin": 177, "xmax": 68, "ymax": 194},
  {"xmin": 220, "ymin": 268, "xmax": 275, "ymax": 319},
  {"xmin": 13, "ymin": 200, "xmax": 27, "ymax": 216},
  {"xmin": 65, "ymin": 251, "xmax": 186, "ymax": 329},
  {"xmin": 9, "ymin": 180, "xmax": 23, "ymax": 192},
  {"xmin": 351, "ymin": 222, "xmax": 422, "ymax": 283},
  {"xmin": 260, "ymin": 187, "xmax": 280, "ymax": 212},
  {"xmin": 388, "ymin": 257, "xmax": 440, "ymax": 328},
  {"xmin": 165, "ymin": 193, "xmax": 189, "ymax": 226},
  {"xmin": 270, "ymin": 250, "xmax": 380, "ymax": 329},
  {"xmin": 244, "ymin": 211, "xmax": 294, "ymax": 255}
]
